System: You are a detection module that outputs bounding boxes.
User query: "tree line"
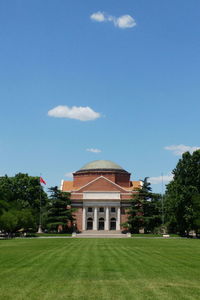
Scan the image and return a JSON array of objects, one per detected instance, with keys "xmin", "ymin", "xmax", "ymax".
[
  {"xmin": 0, "ymin": 174, "xmax": 73, "ymax": 236},
  {"xmin": 1, "ymin": 150, "xmax": 200, "ymax": 236},
  {"xmin": 164, "ymin": 150, "xmax": 200, "ymax": 236},
  {"xmin": 127, "ymin": 150, "xmax": 200, "ymax": 236}
]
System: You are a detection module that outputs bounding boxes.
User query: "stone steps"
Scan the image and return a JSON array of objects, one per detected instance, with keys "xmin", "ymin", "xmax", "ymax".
[
  {"xmin": 75, "ymin": 230, "xmax": 129, "ymax": 238},
  {"xmin": 76, "ymin": 234, "xmax": 127, "ymax": 238}
]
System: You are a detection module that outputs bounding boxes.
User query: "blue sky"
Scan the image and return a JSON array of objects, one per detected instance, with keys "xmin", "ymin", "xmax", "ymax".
[{"xmin": 0, "ymin": 0, "xmax": 200, "ymax": 193}]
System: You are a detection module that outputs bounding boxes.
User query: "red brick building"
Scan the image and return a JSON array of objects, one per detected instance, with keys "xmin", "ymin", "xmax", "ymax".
[{"xmin": 61, "ymin": 160, "xmax": 141, "ymax": 232}]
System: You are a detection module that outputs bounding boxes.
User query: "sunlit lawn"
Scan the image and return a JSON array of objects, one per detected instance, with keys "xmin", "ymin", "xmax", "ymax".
[{"xmin": 0, "ymin": 238, "xmax": 199, "ymax": 300}]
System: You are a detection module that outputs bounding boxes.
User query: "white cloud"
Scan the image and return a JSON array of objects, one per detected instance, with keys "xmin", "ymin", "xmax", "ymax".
[
  {"xmin": 90, "ymin": 11, "xmax": 106, "ymax": 22},
  {"xmin": 114, "ymin": 15, "xmax": 136, "ymax": 29},
  {"xmin": 164, "ymin": 144, "xmax": 200, "ymax": 156},
  {"xmin": 86, "ymin": 148, "xmax": 102, "ymax": 153},
  {"xmin": 148, "ymin": 174, "xmax": 174, "ymax": 185},
  {"xmin": 90, "ymin": 11, "xmax": 136, "ymax": 29},
  {"xmin": 64, "ymin": 172, "xmax": 73, "ymax": 178},
  {"xmin": 48, "ymin": 105, "xmax": 101, "ymax": 121}
]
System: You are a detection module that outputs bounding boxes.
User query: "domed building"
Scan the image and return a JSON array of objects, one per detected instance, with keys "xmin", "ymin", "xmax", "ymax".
[{"xmin": 61, "ymin": 160, "xmax": 142, "ymax": 232}]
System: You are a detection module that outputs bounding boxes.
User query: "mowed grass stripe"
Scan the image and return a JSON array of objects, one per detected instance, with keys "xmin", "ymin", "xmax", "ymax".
[
  {"xmin": 107, "ymin": 240, "xmax": 145, "ymax": 299},
  {"xmin": 0, "ymin": 239, "xmax": 77, "ymax": 299},
  {"xmin": 109, "ymin": 240, "xmax": 174, "ymax": 299},
  {"xmin": 0, "ymin": 238, "xmax": 200, "ymax": 300},
  {"xmin": 115, "ymin": 239, "xmax": 200, "ymax": 299},
  {"xmin": 69, "ymin": 239, "xmax": 134, "ymax": 300},
  {"xmin": 65, "ymin": 239, "xmax": 111, "ymax": 299}
]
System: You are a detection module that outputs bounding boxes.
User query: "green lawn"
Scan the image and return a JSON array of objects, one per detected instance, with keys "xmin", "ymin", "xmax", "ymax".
[
  {"xmin": 0, "ymin": 238, "xmax": 199, "ymax": 300},
  {"xmin": 35, "ymin": 233, "xmax": 72, "ymax": 237},
  {"xmin": 131, "ymin": 233, "xmax": 179, "ymax": 237}
]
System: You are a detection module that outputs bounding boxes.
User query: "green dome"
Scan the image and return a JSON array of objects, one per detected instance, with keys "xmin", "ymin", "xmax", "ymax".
[{"xmin": 79, "ymin": 160, "xmax": 124, "ymax": 171}]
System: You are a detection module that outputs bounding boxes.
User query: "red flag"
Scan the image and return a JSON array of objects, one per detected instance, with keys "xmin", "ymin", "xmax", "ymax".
[{"xmin": 40, "ymin": 177, "xmax": 46, "ymax": 185}]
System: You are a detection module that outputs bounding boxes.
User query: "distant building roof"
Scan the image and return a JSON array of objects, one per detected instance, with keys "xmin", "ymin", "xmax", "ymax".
[
  {"xmin": 62, "ymin": 181, "xmax": 74, "ymax": 191},
  {"xmin": 61, "ymin": 180, "xmax": 142, "ymax": 192}
]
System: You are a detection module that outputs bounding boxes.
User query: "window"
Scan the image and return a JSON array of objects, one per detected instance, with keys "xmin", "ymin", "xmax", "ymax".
[
  {"xmin": 110, "ymin": 218, "xmax": 116, "ymax": 230},
  {"xmin": 88, "ymin": 207, "xmax": 93, "ymax": 212},
  {"xmin": 99, "ymin": 207, "xmax": 104, "ymax": 213},
  {"xmin": 87, "ymin": 218, "xmax": 93, "ymax": 230},
  {"xmin": 111, "ymin": 207, "xmax": 116, "ymax": 213},
  {"xmin": 98, "ymin": 218, "xmax": 104, "ymax": 230}
]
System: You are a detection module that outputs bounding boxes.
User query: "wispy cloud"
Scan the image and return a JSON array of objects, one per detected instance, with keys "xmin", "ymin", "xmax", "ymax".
[
  {"xmin": 48, "ymin": 105, "xmax": 101, "ymax": 121},
  {"xmin": 86, "ymin": 148, "xmax": 102, "ymax": 153},
  {"xmin": 90, "ymin": 11, "xmax": 136, "ymax": 29},
  {"xmin": 64, "ymin": 172, "xmax": 73, "ymax": 178},
  {"xmin": 148, "ymin": 174, "xmax": 173, "ymax": 185},
  {"xmin": 164, "ymin": 144, "xmax": 200, "ymax": 156}
]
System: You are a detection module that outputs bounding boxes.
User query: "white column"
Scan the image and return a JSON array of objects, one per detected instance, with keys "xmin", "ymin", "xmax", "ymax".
[
  {"xmin": 105, "ymin": 207, "xmax": 109, "ymax": 230},
  {"xmin": 82, "ymin": 207, "xmax": 86, "ymax": 231},
  {"xmin": 93, "ymin": 207, "xmax": 98, "ymax": 230},
  {"xmin": 116, "ymin": 207, "xmax": 121, "ymax": 230}
]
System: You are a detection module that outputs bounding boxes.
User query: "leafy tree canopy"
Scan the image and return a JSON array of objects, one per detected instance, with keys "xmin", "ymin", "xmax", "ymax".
[
  {"xmin": 165, "ymin": 150, "xmax": 200, "ymax": 235},
  {"xmin": 0, "ymin": 173, "xmax": 47, "ymax": 211},
  {"xmin": 0, "ymin": 173, "xmax": 48, "ymax": 233},
  {"xmin": 47, "ymin": 186, "xmax": 73, "ymax": 232},
  {"xmin": 127, "ymin": 178, "xmax": 162, "ymax": 233}
]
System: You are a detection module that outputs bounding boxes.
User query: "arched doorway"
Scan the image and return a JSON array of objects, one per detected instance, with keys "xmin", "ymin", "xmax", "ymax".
[
  {"xmin": 98, "ymin": 218, "xmax": 104, "ymax": 230},
  {"xmin": 87, "ymin": 218, "xmax": 93, "ymax": 230},
  {"xmin": 110, "ymin": 218, "xmax": 116, "ymax": 230}
]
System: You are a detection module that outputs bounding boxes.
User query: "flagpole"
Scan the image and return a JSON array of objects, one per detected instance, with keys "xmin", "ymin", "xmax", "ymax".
[
  {"xmin": 161, "ymin": 172, "xmax": 165, "ymax": 234},
  {"xmin": 37, "ymin": 175, "xmax": 43, "ymax": 233}
]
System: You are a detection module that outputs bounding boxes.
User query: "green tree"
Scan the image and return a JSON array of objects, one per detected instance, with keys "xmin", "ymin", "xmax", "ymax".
[
  {"xmin": 11, "ymin": 173, "xmax": 47, "ymax": 211},
  {"xmin": 0, "ymin": 174, "xmax": 48, "ymax": 233},
  {"xmin": 47, "ymin": 186, "xmax": 73, "ymax": 232},
  {"xmin": 17, "ymin": 209, "xmax": 36, "ymax": 231},
  {"xmin": 143, "ymin": 193, "xmax": 162, "ymax": 233},
  {"xmin": 0, "ymin": 176, "xmax": 13, "ymax": 205},
  {"xmin": 127, "ymin": 178, "xmax": 162, "ymax": 233},
  {"xmin": 0, "ymin": 211, "xmax": 18, "ymax": 236},
  {"xmin": 191, "ymin": 194, "xmax": 200, "ymax": 234},
  {"xmin": 0, "ymin": 173, "xmax": 47, "ymax": 209},
  {"xmin": 165, "ymin": 150, "xmax": 200, "ymax": 235},
  {"xmin": 0, "ymin": 209, "xmax": 35, "ymax": 236},
  {"xmin": 0, "ymin": 198, "xmax": 9, "ymax": 216}
]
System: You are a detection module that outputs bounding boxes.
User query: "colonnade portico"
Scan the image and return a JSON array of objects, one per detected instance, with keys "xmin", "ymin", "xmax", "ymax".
[{"xmin": 82, "ymin": 204, "xmax": 121, "ymax": 231}]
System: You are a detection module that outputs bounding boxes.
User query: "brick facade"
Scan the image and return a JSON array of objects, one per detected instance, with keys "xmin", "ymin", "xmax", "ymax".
[
  {"xmin": 73, "ymin": 208, "xmax": 83, "ymax": 231},
  {"xmin": 61, "ymin": 160, "xmax": 141, "ymax": 232},
  {"xmin": 77, "ymin": 177, "xmax": 128, "ymax": 193},
  {"xmin": 73, "ymin": 170, "xmax": 131, "ymax": 188},
  {"xmin": 121, "ymin": 208, "xmax": 129, "ymax": 226}
]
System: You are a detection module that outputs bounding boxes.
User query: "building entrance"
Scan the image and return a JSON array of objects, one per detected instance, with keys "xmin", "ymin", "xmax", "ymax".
[
  {"xmin": 98, "ymin": 218, "xmax": 104, "ymax": 230},
  {"xmin": 87, "ymin": 218, "xmax": 93, "ymax": 230},
  {"xmin": 110, "ymin": 218, "xmax": 116, "ymax": 230}
]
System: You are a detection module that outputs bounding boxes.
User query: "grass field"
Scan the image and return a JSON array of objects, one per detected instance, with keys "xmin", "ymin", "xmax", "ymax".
[{"xmin": 0, "ymin": 238, "xmax": 200, "ymax": 300}]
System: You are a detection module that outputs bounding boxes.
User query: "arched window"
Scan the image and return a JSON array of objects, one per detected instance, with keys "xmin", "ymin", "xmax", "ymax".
[
  {"xmin": 110, "ymin": 218, "xmax": 116, "ymax": 230},
  {"xmin": 98, "ymin": 217, "xmax": 104, "ymax": 230},
  {"xmin": 87, "ymin": 218, "xmax": 93, "ymax": 230}
]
